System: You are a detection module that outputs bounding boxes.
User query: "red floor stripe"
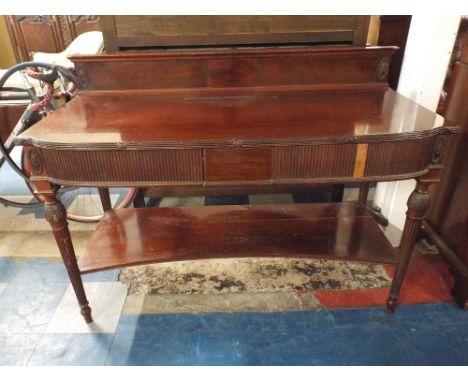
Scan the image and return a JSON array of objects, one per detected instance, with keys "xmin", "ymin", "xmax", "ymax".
[{"xmin": 310, "ymin": 252, "xmax": 455, "ymax": 309}]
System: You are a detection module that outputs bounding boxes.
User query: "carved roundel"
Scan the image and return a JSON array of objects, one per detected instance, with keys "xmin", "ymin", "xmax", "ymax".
[
  {"xmin": 377, "ymin": 56, "xmax": 390, "ymax": 81},
  {"xmin": 432, "ymin": 135, "xmax": 446, "ymax": 163},
  {"xmin": 74, "ymin": 64, "xmax": 89, "ymax": 88},
  {"xmin": 28, "ymin": 148, "xmax": 43, "ymax": 175}
]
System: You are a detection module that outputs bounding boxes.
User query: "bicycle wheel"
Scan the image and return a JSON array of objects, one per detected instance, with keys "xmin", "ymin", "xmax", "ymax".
[{"xmin": 60, "ymin": 187, "xmax": 138, "ymax": 223}]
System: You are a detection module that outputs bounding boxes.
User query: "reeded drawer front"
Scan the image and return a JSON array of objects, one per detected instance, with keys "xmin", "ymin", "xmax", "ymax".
[
  {"xmin": 364, "ymin": 139, "xmax": 434, "ymax": 177},
  {"xmin": 203, "ymin": 139, "xmax": 436, "ymax": 184},
  {"xmin": 204, "ymin": 147, "xmax": 272, "ymax": 182},
  {"xmin": 41, "ymin": 148, "xmax": 203, "ymax": 184},
  {"xmin": 272, "ymin": 144, "xmax": 357, "ymax": 179},
  {"xmin": 39, "ymin": 137, "xmax": 438, "ymax": 186}
]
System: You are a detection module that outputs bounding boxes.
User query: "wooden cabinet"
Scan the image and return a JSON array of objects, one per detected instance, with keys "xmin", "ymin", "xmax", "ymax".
[
  {"xmin": 101, "ymin": 16, "xmax": 370, "ymax": 52},
  {"xmin": 425, "ymin": 32, "xmax": 468, "ymax": 309},
  {"xmin": 377, "ymin": 16, "xmax": 412, "ymax": 90},
  {"xmin": 4, "ymin": 15, "xmax": 102, "ymax": 62}
]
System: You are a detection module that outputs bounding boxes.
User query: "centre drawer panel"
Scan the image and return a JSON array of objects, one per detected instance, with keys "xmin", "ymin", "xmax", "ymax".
[
  {"xmin": 203, "ymin": 144, "xmax": 358, "ymax": 182},
  {"xmin": 204, "ymin": 147, "xmax": 272, "ymax": 182}
]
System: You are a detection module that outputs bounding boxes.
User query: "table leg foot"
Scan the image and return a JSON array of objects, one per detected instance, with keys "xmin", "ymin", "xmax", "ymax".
[
  {"xmin": 80, "ymin": 304, "xmax": 93, "ymax": 323},
  {"xmin": 386, "ymin": 296, "xmax": 398, "ymax": 313}
]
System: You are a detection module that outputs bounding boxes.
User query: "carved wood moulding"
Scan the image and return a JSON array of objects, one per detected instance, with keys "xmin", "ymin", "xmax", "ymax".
[
  {"xmin": 5, "ymin": 15, "xmax": 102, "ymax": 61},
  {"xmin": 15, "ymin": 15, "xmax": 55, "ymax": 24},
  {"xmin": 74, "ymin": 63, "xmax": 89, "ymax": 88},
  {"xmin": 16, "ymin": 126, "xmax": 459, "ymax": 151},
  {"xmin": 68, "ymin": 15, "xmax": 99, "ymax": 23}
]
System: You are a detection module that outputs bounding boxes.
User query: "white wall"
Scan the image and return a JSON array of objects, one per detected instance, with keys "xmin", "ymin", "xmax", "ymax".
[{"xmin": 374, "ymin": 15, "xmax": 461, "ymax": 230}]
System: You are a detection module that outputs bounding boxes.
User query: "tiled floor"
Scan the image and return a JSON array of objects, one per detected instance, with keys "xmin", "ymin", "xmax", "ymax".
[{"xmin": 1, "ymin": 184, "xmax": 467, "ymax": 365}]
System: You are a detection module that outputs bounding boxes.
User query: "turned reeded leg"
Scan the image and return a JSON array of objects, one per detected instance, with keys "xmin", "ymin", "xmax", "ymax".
[
  {"xmin": 386, "ymin": 178, "xmax": 431, "ymax": 313},
  {"xmin": 44, "ymin": 195, "xmax": 93, "ymax": 323}
]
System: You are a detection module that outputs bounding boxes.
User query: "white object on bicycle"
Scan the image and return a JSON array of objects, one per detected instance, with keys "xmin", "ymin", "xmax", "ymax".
[
  {"xmin": 32, "ymin": 31, "xmax": 104, "ymax": 68},
  {"xmin": 0, "ymin": 31, "xmax": 103, "ymax": 91}
]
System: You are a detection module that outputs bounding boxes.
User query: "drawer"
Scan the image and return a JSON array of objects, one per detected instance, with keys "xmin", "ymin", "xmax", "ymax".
[
  {"xmin": 204, "ymin": 147, "xmax": 272, "ymax": 182},
  {"xmin": 272, "ymin": 144, "xmax": 357, "ymax": 179},
  {"xmin": 40, "ymin": 148, "xmax": 204, "ymax": 184}
]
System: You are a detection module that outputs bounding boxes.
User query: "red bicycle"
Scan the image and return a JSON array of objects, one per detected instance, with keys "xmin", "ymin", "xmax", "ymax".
[{"xmin": 0, "ymin": 62, "xmax": 137, "ymax": 222}]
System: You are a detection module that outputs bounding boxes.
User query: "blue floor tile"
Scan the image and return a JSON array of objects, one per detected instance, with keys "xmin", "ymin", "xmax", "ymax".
[
  {"xmin": 107, "ymin": 314, "xmax": 188, "ymax": 365},
  {"xmin": 107, "ymin": 333, "xmax": 186, "ymax": 366},
  {"xmin": 17, "ymin": 258, "xmax": 70, "ymax": 283},
  {"xmin": 0, "ymin": 257, "xmax": 22, "ymax": 283},
  {"xmin": 0, "ymin": 260, "xmax": 69, "ymax": 333},
  {"xmin": 27, "ymin": 333, "xmax": 114, "ymax": 366},
  {"xmin": 204, "ymin": 195, "xmax": 249, "ymax": 206},
  {"xmin": 1, "ymin": 256, "xmax": 468, "ymax": 365},
  {"xmin": 108, "ymin": 303, "xmax": 468, "ymax": 366},
  {"xmin": 0, "ymin": 333, "xmax": 42, "ymax": 366},
  {"xmin": 0, "ymin": 258, "xmax": 69, "ymax": 285}
]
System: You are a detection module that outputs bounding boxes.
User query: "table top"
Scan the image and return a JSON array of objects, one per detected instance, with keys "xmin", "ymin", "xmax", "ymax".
[{"xmin": 16, "ymin": 87, "xmax": 451, "ymax": 149}]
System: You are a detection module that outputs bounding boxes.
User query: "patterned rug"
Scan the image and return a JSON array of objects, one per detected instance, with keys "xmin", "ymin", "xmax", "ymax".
[{"xmin": 119, "ymin": 258, "xmax": 391, "ymax": 295}]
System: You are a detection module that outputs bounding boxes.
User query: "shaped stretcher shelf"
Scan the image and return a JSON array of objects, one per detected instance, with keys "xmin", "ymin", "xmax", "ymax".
[{"xmin": 77, "ymin": 202, "xmax": 397, "ymax": 274}]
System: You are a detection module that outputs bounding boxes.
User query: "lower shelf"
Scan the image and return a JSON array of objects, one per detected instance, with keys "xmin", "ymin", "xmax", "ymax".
[{"xmin": 77, "ymin": 202, "xmax": 397, "ymax": 274}]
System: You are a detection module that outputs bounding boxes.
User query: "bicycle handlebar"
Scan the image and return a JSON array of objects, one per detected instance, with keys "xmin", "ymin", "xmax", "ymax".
[
  {"xmin": 0, "ymin": 62, "xmax": 80, "ymax": 114},
  {"xmin": 0, "ymin": 62, "xmax": 80, "ymax": 181}
]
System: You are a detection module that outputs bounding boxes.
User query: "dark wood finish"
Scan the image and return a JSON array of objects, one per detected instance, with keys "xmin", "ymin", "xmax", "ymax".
[
  {"xmin": 358, "ymin": 183, "xmax": 370, "ymax": 205},
  {"xmin": 205, "ymin": 148, "xmax": 271, "ymax": 182},
  {"xmin": 15, "ymin": 88, "xmax": 447, "ymax": 149},
  {"xmin": 0, "ymin": 103, "xmax": 27, "ymax": 143},
  {"xmin": 145, "ymin": 183, "xmax": 345, "ymax": 199},
  {"xmin": 78, "ymin": 202, "xmax": 396, "ymax": 273},
  {"xmin": 377, "ymin": 16, "xmax": 412, "ymax": 90},
  {"xmin": 422, "ymin": 219, "xmax": 468, "ymax": 286},
  {"xmin": 132, "ymin": 188, "xmax": 146, "ymax": 208},
  {"xmin": 437, "ymin": 16, "xmax": 468, "ymax": 116},
  {"xmin": 14, "ymin": 46, "xmax": 460, "ymax": 322},
  {"xmin": 387, "ymin": 169, "xmax": 437, "ymax": 312},
  {"xmin": 102, "ymin": 16, "xmax": 370, "ymax": 52},
  {"xmin": 71, "ymin": 47, "xmax": 395, "ymax": 92},
  {"xmin": 100, "ymin": 16, "xmax": 118, "ymax": 52},
  {"xmin": 97, "ymin": 188, "xmax": 112, "ymax": 212},
  {"xmin": 15, "ymin": 90, "xmax": 452, "ymax": 189},
  {"xmin": 425, "ymin": 34, "xmax": 468, "ymax": 309},
  {"xmin": 38, "ymin": 147, "xmax": 203, "ymax": 185},
  {"xmin": 42, "ymin": 194, "xmax": 92, "ymax": 323},
  {"xmin": 4, "ymin": 15, "xmax": 102, "ymax": 62},
  {"xmin": 5, "ymin": 16, "xmax": 63, "ymax": 62},
  {"xmin": 64, "ymin": 16, "xmax": 101, "ymax": 43}
]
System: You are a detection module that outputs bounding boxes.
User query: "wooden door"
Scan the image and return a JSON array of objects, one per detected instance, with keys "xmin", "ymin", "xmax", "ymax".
[{"xmin": 4, "ymin": 15, "xmax": 102, "ymax": 63}]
